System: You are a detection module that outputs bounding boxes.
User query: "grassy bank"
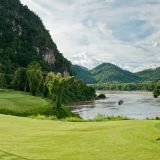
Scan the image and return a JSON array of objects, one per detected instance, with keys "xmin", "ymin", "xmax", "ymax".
[
  {"xmin": 0, "ymin": 115, "xmax": 160, "ymax": 160},
  {"xmin": 0, "ymin": 89, "xmax": 52, "ymax": 116}
]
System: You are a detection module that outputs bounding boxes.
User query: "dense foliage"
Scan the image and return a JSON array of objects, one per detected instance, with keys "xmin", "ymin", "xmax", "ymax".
[
  {"xmin": 11, "ymin": 63, "xmax": 96, "ymax": 101},
  {"xmin": 135, "ymin": 67, "xmax": 160, "ymax": 81},
  {"xmin": 91, "ymin": 63, "xmax": 140, "ymax": 83},
  {"xmin": 12, "ymin": 67, "xmax": 28, "ymax": 91},
  {"xmin": 96, "ymin": 94, "xmax": 106, "ymax": 99},
  {"xmin": 10, "ymin": 63, "xmax": 96, "ymax": 118},
  {"xmin": 90, "ymin": 81, "xmax": 157, "ymax": 91},
  {"xmin": 0, "ymin": 0, "xmax": 71, "ymax": 75},
  {"xmin": 45, "ymin": 72, "xmax": 74, "ymax": 118},
  {"xmin": 63, "ymin": 79, "xmax": 96, "ymax": 104},
  {"xmin": 26, "ymin": 62, "xmax": 44, "ymax": 96},
  {"xmin": 153, "ymin": 81, "xmax": 160, "ymax": 98},
  {"xmin": 0, "ymin": 73, "xmax": 7, "ymax": 88},
  {"xmin": 72, "ymin": 65, "xmax": 95, "ymax": 84}
]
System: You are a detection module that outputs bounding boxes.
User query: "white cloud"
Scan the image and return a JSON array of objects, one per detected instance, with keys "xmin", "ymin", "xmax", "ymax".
[{"xmin": 20, "ymin": 0, "xmax": 160, "ymax": 71}]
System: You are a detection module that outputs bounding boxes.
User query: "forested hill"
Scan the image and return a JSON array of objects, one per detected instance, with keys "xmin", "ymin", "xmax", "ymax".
[
  {"xmin": 135, "ymin": 67, "xmax": 160, "ymax": 81},
  {"xmin": 72, "ymin": 65, "xmax": 95, "ymax": 84},
  {"xmin": 91, "ymin": 63, "xmax": 141, "ymax": 83},
  {"xmin": 0, "ymin": 0, "xmax": 71, "ymax": 74},
  {"xmin": 73, "ymin": 63, "xmax": 160, "ymax": 83}
]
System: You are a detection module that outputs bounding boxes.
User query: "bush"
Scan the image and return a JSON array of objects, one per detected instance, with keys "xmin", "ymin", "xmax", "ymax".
[
  {"xmin": 65, "ymin": 115, "xmax": 130, "ymax": 122},
  {"xmin": 65, "ymin": 117, "xmax": 85, "ymax": 122},
  {"xmin": 52, "ymin": 106, "xmax": 74, "ymax": 119},
  {"xmin": 96, "ymin": 94, "xmax": 106, "ymax": 99},
  {"xmin": 146, "ymin": 117, "xmax": 160, "ymax": 120},
  {"xmin": 91, "ymin": 115, "xmax": 130, "ymax": 121}
]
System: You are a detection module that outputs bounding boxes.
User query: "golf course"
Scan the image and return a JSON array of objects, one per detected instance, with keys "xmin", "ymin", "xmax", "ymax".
[
  {"xmin": 0, "ymin": 89, "xmax": 160, "ymax": 160},
  {"xmin": 0, "ymin": 89, "xmax": 52, "ymax": 116},
  {"xmin": 0, "ymin": 115, "xmax": 160, "ymax": 160},
  {"xmin": 0, "ymin": 0, "xmax": 160, "ymax": 159}
]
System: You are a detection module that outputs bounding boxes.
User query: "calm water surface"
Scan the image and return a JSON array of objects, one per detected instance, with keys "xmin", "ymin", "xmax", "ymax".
[{"xmin": 72, "ymin": 91, "xmax": 160, "ymax": 119}]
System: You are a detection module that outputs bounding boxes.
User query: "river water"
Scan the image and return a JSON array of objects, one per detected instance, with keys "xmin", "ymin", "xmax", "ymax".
[{"xmin": 72, "ymin": 91, "xmax": 160, "ymax": 119}]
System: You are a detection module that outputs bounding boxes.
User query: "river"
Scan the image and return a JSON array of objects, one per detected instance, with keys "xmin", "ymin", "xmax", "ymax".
[{"xmin": 72, "ymin": 91, "xmax": 160, "ymax": 119}]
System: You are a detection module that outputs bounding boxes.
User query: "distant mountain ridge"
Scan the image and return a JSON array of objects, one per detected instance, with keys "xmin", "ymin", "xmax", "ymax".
[
  {"xmin": 72, "ymin": 63, "xmax": 160, "ymax": 84},
  {"xmin": 135, "ymin": 67, "xmax": 160, "ymax": 81},
  {"xmin": 71, "ymin": 65, "xmax": 95, "ymax": 84},
  {"xmin": 91, "ymin": 63, "xmax": 140, "ymax": 83}
]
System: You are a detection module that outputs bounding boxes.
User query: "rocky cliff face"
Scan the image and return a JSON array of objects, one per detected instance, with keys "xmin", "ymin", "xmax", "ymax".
[
  {"xmin": 44, "ymin": 49, "xmax": 56, "ymax": 65},
  {"xmin": 0, "ymin": 0, "xmax": 71, "ymax": 74}
]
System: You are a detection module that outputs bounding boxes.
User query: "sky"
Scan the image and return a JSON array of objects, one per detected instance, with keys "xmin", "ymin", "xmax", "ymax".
[{"xmin": 20, "ymin": 0, "xmax": 160, "ymax": 72}]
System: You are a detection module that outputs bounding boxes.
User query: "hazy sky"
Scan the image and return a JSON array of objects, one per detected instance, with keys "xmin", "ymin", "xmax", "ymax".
[{"xmin": 20, "ymin": 0, "xmax": 160, "ymax": 72}]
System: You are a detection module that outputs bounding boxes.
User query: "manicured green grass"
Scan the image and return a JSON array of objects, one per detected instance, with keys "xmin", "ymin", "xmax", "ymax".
[
  {"xmin": 0, "ymin": 115, "xmax": 160, "ymax": 160},
  {"xmin": 0, "ymin": 89, "xmax": 52, "ymax": 116}
]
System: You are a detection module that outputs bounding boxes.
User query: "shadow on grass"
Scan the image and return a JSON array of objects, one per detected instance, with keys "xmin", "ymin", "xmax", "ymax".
[
  {"xmin": 0, "ymin": 149, "xmax": 55, "ymax": 160},
  {"xmin": 0, "ymin": 149, "xmax": 31, "ymax": 160}
]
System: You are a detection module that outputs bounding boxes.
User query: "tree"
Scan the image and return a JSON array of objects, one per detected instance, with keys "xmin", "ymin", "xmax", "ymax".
[
  {"xmin": 153, "ymin": 81, "xmax": 160, "ymax": 98},
  {"xmin": 26, "ymin": 62, "xmax": 43, "ymax": 96},
  {"xmin": 0, "ymin": 73, "xmax": 7, "ymax": 88},
  {"xmin": 45, "ymin": 72, "xmax": 73, "ymax": 109},
  {"xmin": 12, "ymin": 67, "xmax": 28, "ymax": 91}
]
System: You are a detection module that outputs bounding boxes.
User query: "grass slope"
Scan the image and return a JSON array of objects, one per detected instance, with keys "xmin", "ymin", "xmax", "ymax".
[
  {"xmin": 0, "ymin": 115, "xmax": 160, "ymax": 160},
  {"xmin": 0, "ymin": 89, "xmax": 52, "ymax": 116}
]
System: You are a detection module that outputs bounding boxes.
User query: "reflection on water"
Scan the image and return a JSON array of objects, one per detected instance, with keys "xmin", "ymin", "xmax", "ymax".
[{"xmin": 72, "ymin": 91, "xmax": 160, "ymax": 119}]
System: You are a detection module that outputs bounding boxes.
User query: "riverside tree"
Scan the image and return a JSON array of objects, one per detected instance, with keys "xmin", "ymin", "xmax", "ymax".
[
  {"xmin": 45, "ymin": 72, "xmax": 73, "ymax": 118},
  {"xmin": 153, "ymin": 81, "xmax": 160, "ymax": 98}
]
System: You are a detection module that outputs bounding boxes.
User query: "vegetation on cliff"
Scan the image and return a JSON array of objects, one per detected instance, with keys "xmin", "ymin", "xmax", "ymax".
[{"xmin": 0, "ymin": 0, "xmax": 71, "ymax": 76}]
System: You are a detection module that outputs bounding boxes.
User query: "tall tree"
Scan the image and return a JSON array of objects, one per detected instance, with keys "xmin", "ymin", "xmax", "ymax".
[
  {"xmin": 153, "ymin": 81, "xmax": 160, "ymax": 98},
  {"xmin": 12, "ymin": 67, "xmax": 28, "ymax": 91},
  {"xmin": 27, "ymin": 62, "xmax": 43, "ymax": 96},
  {"xmin": 45, "ymin": 72, "xmax": 73, "ymax": 109},
  {"xmin": 0, "ymin": 73, "xmax": 7, "ymax": 88}
]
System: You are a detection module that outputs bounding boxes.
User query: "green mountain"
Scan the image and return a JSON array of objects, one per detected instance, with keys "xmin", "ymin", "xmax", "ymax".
[
  {"xmin": 135, "ymin": 67, "xmax": 160, "ymax": 81},
  {"xmin": 91, "ymin": 63, "xmax": 141, "ymax": 83},
  {"xmin": 0, "ymin": 0, "xmax": 71, "ymax": 74},
  {"xmin": 72, "ymin": 65, "xmax": 95, "ymax": 84}
]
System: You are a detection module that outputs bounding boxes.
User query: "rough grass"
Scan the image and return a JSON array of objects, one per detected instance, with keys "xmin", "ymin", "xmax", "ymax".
[
  {"xmin": 0, "ymin": 89, "xmax": 52, "ymax": 116},
  {"xmin": 0, "ymin": 115, "xmax": 160, "ymax": 160},
  {"xmin": 65, "ymin": 115, "xmax": 130, "ymax": 122}
]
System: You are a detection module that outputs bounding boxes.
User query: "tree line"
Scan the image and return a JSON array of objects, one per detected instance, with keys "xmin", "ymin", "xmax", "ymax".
[
  {"xmin": 90, "ymin": 82, "xmax": 157, "ymax": 91},
  {"xmin": 90, "ymin": 81, "xmax": 160, "ymax": 98},
  {"xmin": 0, "ymin": 62, "xmax": 96, "ymax": 118}
]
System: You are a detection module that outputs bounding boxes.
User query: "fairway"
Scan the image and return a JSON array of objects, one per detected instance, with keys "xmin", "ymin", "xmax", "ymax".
[
  {"xmin": 0, "ymin": 89, "xmax": 52, "ymax": 115},
  {"xmin": 0, "ymin": 115, "xmax": 160, "ymax": 160}
]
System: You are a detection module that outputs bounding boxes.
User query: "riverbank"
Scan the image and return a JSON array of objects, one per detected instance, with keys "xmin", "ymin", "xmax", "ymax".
[
  {"xmin": 96, "ymin": 90, "xmax": 152, "ymax": 94},
  {"xmin": 72, "ymin": 91, "xmax": 160, "ymax": 119},
  {"xmin": 68, "ymin": 100, "xmax": 94, "ymax": 109}
]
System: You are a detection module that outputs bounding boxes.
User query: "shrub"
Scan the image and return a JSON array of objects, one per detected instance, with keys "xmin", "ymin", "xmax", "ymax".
[
  {"xmin": 96, "ymin": 94, "xmax": 106, "ymax": 99},
  {"xmin": 65, "ymin": 117, "xmax": 85, "ymax": 122},
  {"xmin": 29, "ymin": 114, "xmax": 57, "ymax": 120},
  {"xmin": 52, "ymin": 106, "xmax": 73, "ymax": 119},
  {"xmin": 91, "ymin": 115, "xmax": 130, "ymax": 121}
]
